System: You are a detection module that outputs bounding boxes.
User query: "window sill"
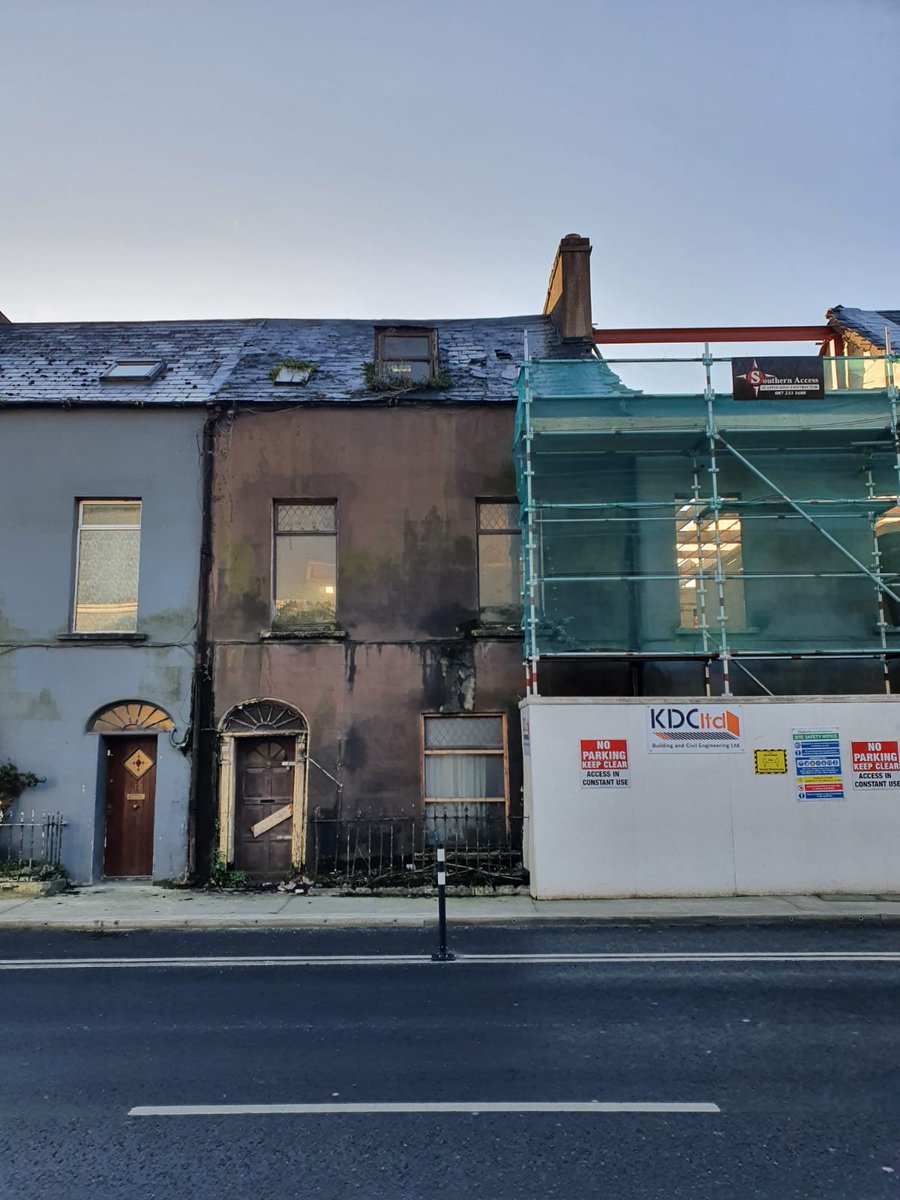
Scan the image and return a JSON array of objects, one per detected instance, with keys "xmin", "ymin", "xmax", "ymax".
[
  {"xmin": 469, "ymin": 624, "xmax": 523, "ymax": 640},
  {"xmin": 674, "ymin": 626, "xmax": 761, "ymax": 637},
  {"xmin": 57, "ymin": 632, "xmax": 147, "ymax": 643},
  {"xmin": 261, "ymin": 627, "xmax": 347, "ymax": 642}
]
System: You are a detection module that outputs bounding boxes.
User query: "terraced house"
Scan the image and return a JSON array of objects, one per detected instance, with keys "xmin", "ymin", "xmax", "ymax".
[
  {"xmin": 0, "ymin": 236, "xmax": 594, "ymax": 882},
  {"xmin": 0, "ymin": 320, "xmax": 253, "ymax": 882},
  {"xmin": 8, "ymin": 240, "xmax": 889, "ymax": 891}
]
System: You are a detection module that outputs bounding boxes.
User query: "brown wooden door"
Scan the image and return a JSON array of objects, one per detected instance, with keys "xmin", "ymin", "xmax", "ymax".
[
  {"xmin": 234, "ymin": 738, "xmax": 294, "ymax": 878},
  {"xmin": 104, "ymin": 736, "xmax": 156, "ymax": 877}
]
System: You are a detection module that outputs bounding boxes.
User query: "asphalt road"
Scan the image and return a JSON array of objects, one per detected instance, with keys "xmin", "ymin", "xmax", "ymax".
[{"xmin": 1, "ymin": 922, "xmax": 899, "ymax": 1200}]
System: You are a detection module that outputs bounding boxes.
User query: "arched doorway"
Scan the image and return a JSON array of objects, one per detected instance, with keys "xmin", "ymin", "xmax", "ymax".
[
  {"xmin": 217, "ymin": 699, "xmax": 309, "ymax": 878},
  {"xmin": 87, "ymin": 700, "xmax": 175, "ymax": 878}
]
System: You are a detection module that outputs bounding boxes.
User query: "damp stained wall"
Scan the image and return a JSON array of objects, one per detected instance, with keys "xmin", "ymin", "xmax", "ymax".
[
  {"xmin": 0, "ymin": 408, "xmax": 205, "ymax": 882},
  {"xmin": 209, "ymin": 404, "xmax": 526, "ymax": 834}
]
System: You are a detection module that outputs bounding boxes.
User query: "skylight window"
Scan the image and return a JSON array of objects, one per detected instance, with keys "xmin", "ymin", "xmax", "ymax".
[
  {"xmin": 270, "ymin": 359, "xmax": 317, "ymax": 385},
  {"xmin": 101, "ymin": 360, "xmax": 166, "ymax": 383}
]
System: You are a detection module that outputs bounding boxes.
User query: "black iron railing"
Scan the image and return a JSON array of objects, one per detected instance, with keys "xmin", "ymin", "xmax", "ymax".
[
  {"xmin": 0, "ymin": 811, "xmax": 66, "ymax": 873},
  {"xmin": 311, "ymin": 809, "xmax": 527, "ymax": 889}
]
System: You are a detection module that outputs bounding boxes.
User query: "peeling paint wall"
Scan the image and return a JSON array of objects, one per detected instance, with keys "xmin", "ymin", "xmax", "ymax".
[
  {"xmin": 209, "ymin": 405, "xmax": 525, "ymax": 843},
  {"xmin": 0, "ymin": 409, "xmax": 205, "ymax": 882}
]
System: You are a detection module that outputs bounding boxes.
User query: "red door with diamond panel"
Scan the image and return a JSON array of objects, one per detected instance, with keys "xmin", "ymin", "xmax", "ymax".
[{"xmin": 103, "ymin": 736, "xmax": 157, "ymax": 877}]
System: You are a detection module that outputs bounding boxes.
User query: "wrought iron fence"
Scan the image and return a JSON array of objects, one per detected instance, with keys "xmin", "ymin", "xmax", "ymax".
[
  {"xmin": 0, "ymin": 811, "xmax": 66, "ymax": 871},
  {"xmin": 311, "ymin": 808, "xmax": 527, "ymax": 889}
]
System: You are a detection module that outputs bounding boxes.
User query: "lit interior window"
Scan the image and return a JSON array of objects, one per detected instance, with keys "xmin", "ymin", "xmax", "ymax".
[
  {"xmin": 875, "ymin": 504, "xmax": 900, "ymax": 535},
  {"xmin": 273, "ymin": 502, "xmax": 337, "ymax": 626},
  {"xmin": 675, "ymin": 501, "xmax": 746, "ymax": 630}
]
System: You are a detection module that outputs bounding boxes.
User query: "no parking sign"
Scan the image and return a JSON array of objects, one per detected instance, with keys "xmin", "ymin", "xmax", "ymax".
[{"xmin": 580, "ymin": 739, "xmax": 630, "ymax": 789}]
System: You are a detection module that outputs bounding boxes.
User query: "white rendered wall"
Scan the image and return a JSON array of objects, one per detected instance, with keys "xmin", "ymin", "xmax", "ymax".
[{"xmin": 521, "ymin": 696, "xmax": 900, "ymax": 898}]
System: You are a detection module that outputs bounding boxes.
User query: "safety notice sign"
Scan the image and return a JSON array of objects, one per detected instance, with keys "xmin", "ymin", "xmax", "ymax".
[
  {"xmin": 792, "ymin": 729, "xmax": 844, "ymax": 801},
  {"xmin": 754, "ymin": 748, "xmax": 787, "ymax": 775},
  {"xmin": 580, "ymin": 739, "xmax": 630, "ymax": 788},
  {"xmin": 851, "ymin": 740, "xmax": 900, "ymax": 790}
]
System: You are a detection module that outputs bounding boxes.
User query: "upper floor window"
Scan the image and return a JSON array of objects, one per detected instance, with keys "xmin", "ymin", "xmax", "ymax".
[
  {"xmin": 273, "ymin": 502, "xmax": 337, "ymax": 627},
  {"xmin": 675, "ymin": 500, "xmax": 746, "ymax": 630},
  {"xmin": 73, "ymin": 500, "xmax": 141, "ymax": 632},
  {"xmin": 477, "ymin": 501, "xmax": 522, "ymax": 625},
  {"xmin": 375, "ymin": 327, "xmax": 438, "ymax": 384}
]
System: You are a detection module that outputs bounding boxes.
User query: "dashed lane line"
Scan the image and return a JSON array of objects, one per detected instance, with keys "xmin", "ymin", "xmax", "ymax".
[{"xmin": 128, "ymin": 1100, "xmax": 722, "ymax": 1117}]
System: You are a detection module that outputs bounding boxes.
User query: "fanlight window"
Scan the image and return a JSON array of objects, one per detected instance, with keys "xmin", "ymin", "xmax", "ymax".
[
  {"xmin": 221, "ymin": 700, "xmax": 307, "ymax": 735},
  {"xmin": 89, "ymin": 702, "xmax": 174, "ymax": 733}
]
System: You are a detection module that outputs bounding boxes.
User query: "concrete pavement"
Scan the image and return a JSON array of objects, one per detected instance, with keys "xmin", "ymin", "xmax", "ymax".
[{"xmin": 1, "ymin": 883, "xmax": 900, "ymax": 929}]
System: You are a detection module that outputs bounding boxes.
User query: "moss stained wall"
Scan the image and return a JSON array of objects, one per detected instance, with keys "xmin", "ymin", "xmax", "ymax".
[{"xmin": 209, "ymin": 404, "xmax": 525, "ymax": 828}]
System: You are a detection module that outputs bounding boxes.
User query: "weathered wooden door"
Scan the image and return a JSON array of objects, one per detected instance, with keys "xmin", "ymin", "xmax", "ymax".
[
  {"xmin": 234, "ymin": 738, "xmax": 294, "ymax": 877},
  {"xmin": 104, "ymin": 736, "xmax": 157, "ymax": 877}
]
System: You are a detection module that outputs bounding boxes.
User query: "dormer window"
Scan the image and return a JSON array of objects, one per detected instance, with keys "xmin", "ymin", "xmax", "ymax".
[
  {"xmin": 375, "ymin": 327, "xmax": 437, "ymax": 384},
  {"xmin": 101, "ymin": 360, "xmax": 165, "ymax": 383}
]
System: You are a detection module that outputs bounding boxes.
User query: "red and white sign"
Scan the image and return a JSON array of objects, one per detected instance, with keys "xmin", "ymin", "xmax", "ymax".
[
  {"xmin": 580, "ymin": 739, "xmax": 630, "ymax": 789},
  {"xmin": 851, "ymin": 740, "xmax": 900, "ymax": 790}
]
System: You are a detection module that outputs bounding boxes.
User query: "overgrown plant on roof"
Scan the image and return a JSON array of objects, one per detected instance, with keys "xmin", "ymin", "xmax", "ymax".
[
  {"xmin": 362, "ymin": 362, "xmax": 451, "ymax": 395},
  {"xmin": 269, "ymin": 359, "xmax": 319, "ymax": 384}
]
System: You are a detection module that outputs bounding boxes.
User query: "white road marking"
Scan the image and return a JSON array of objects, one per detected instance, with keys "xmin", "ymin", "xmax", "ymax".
[
  {"xmin": 128, "ymin": 1100, "xmax": 721, "ymax": 1117},
  {"xmin": 0, "ymin": 951, "xmax": 898, "ymax": 970}
]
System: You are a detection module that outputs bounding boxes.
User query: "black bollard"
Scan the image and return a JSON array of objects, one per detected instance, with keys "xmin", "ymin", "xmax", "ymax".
[{"xmin": 431, "ymin": 844, "xmax": 455, "ymax": 961}]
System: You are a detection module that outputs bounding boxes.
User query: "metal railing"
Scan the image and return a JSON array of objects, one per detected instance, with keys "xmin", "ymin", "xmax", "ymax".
[
  {"xmin": 311, "ymin": 810, "xmax": 527, "ymax": 889},
  {"xmin": 0, "ymin": 811, "xmax": 66, "ymax": 873}
]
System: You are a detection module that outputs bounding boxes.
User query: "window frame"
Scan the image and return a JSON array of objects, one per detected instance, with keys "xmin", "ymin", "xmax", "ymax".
[
  {"xmin": 271, "ymin": 499, "xmax": 338, "ymax": 627},
  {"xmin": 420, "ymin": 712, "xmax": 510, "ymax": 816},
  {"xmin": 100, "ymin": 360, "xmax": 166, "ymax": 383},
  {"xmin": 476, "ymin": 499, "xmax": 523, "ymax": 625},
  {"xmin": 72, "ymin": 498, "xmax": 142, "ymax": 633},
  {"xmin": 374, "ymin": 326, "xmax": 438, "ymax": 384},
  {"xmin": 674, "ymin": 496, "xmax": 747, "ymax": 632}
]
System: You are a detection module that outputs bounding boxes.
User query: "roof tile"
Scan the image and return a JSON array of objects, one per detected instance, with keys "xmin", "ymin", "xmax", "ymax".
[{"xmin": 0, "ymin": 314, "xmax": 577, "ymax": 406}]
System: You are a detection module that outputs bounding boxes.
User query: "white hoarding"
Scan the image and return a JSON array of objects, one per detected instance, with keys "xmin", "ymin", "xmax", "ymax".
[{"xmin": 522, "ymin": 696, "xmax": 900, "ymax": 899}]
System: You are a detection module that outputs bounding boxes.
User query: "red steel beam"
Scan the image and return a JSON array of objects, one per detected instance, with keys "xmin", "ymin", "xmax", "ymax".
[{"xmin": 592, "ymin": 326, "xmax": 833, "ymax": 345}]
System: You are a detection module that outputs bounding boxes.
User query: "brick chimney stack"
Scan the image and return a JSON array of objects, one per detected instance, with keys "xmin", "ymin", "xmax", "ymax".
[{"xmin": 543, "ymin": 234, "xmax": 592, "ymax": 342}]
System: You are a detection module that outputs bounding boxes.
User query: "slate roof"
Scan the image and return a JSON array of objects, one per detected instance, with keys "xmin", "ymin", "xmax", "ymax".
[
  {"xmin": 0, "ymin": 314, "xmax": 576, "ymax": 406},
  {"xmin": 827, "ymin": 306, "xmax": 900, "ymax": 353},
  {"xmin": 0, "ymin": 320, "xmax": 259, "ymax": 406}
]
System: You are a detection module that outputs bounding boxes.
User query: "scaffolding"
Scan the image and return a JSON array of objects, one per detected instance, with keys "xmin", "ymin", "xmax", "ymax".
[{"xmin": 515, "ymin": 348, "xmax": 900, "ymax": 697}]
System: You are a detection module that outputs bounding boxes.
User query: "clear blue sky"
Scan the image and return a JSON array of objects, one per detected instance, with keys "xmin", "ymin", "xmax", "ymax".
[{"xmin": 2, "ymin": 0, "xmax": 897, "ymax": 325}]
